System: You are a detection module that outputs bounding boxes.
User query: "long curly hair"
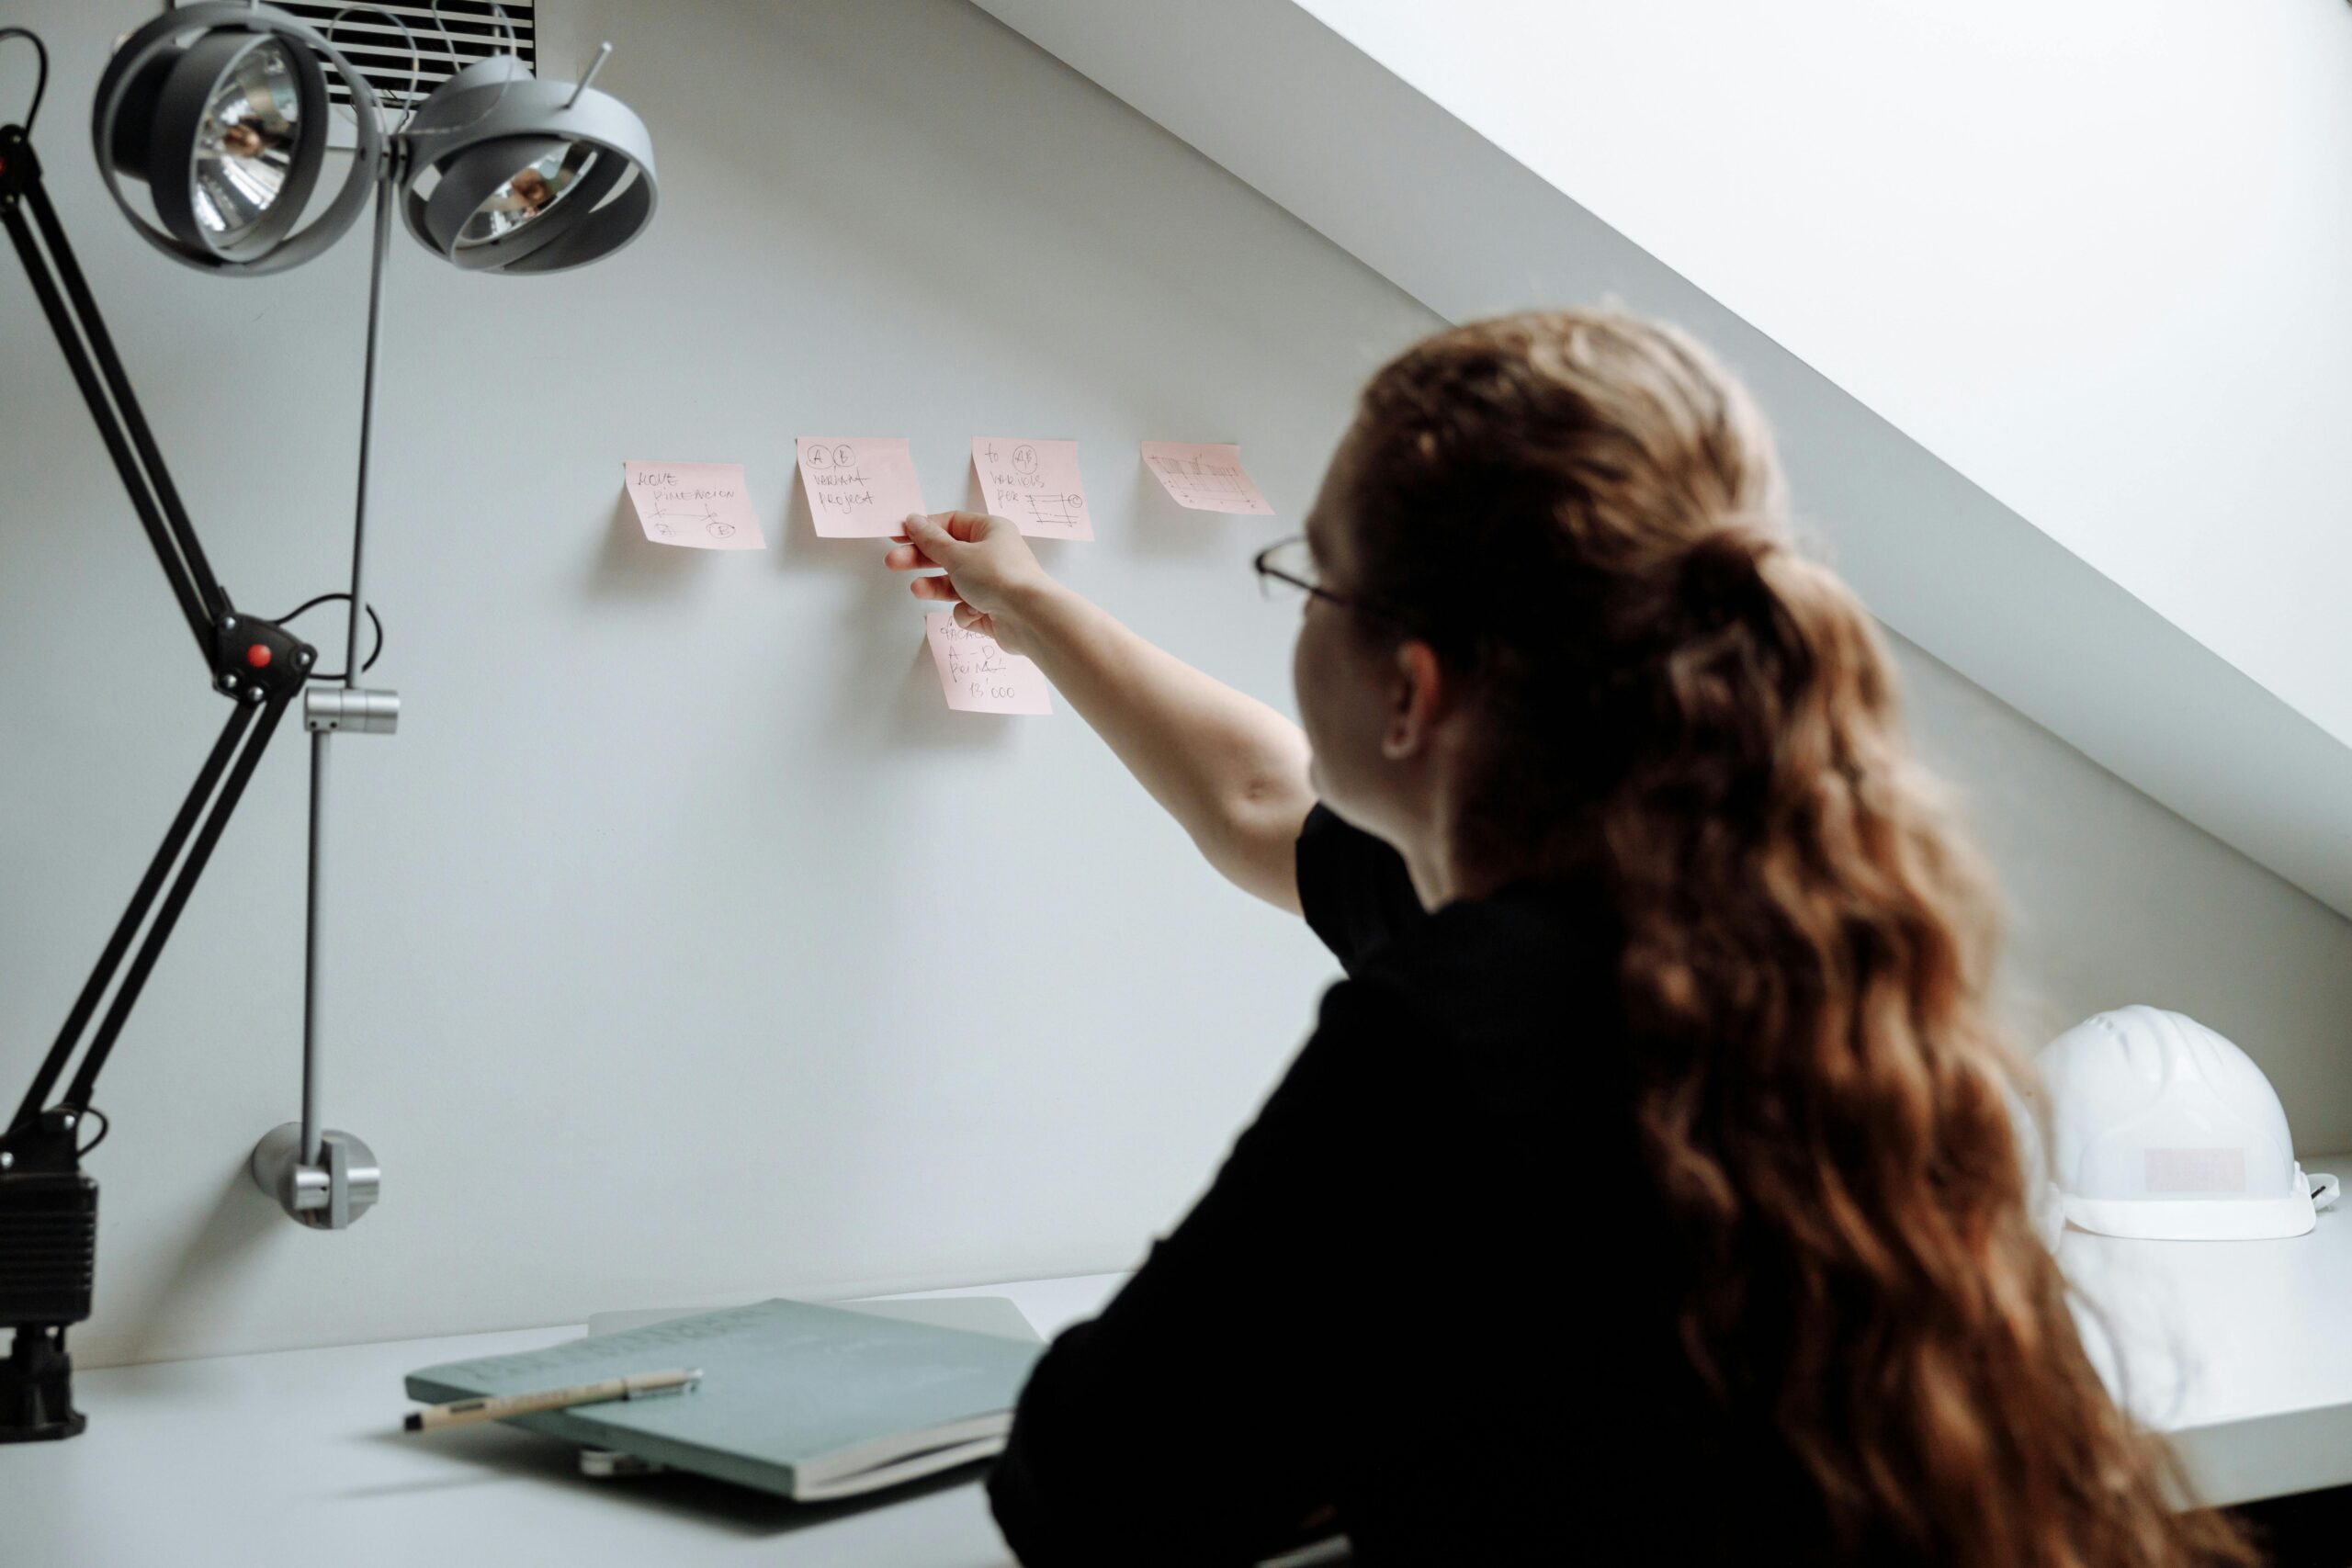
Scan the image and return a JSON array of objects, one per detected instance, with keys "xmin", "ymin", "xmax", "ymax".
[{"xmin": 1335, "ymin": 310, "xmax": 2252, "ymax": 1567}]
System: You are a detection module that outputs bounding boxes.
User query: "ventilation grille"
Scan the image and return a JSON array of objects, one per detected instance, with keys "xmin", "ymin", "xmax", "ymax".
[{"xmin": 174, "ymin": 2, "xmax": 539, "ymax": 111}]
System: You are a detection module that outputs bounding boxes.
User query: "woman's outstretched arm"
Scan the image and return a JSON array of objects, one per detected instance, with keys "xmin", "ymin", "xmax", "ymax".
[{"xmin": 887, "ymin": 511, "xmax": 1315, "ymax": 913}]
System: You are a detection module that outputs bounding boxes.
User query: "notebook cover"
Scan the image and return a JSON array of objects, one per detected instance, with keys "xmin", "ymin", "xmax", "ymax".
[
  {"xmin": 585, "ymin": 1293, "xmax": 1039, "ymax": 1343},
  {"xmin": 404, "ymin": 1297, "xmax": 1046, "ymax": 1499}
]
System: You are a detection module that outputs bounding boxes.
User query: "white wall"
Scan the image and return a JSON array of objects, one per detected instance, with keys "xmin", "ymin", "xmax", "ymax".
[
  {"xmin": 1302, "ymin": 0, "xmax": 2352, "ymax": 748},
  {"xmin": 1898, "ymin": 634, "xmax": 2352, "ymax": 1145},
  {"xmin": 0, "ymin": 0, "xmax": 2346, "ymax": 1371},
  {"xmin": 977, "ymin": 0, "xmax": 2352, "ymax": 930}
]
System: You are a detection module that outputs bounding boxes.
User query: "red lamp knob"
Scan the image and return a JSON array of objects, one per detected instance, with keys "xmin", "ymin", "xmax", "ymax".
[{"xmin": 245, "ymin": 644, "xmax": 272, "ymax": 669}]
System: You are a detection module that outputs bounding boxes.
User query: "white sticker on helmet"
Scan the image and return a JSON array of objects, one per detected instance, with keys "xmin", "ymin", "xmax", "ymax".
[{"xmin": 2144, "ymin": 1147, "xmax": 2247, "ymax": 1193}]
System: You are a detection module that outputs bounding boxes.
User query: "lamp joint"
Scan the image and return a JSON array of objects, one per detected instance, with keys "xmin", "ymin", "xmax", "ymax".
[{"xmin": 209, "ymin": 611, "xmax": 312, "ymax": 704}]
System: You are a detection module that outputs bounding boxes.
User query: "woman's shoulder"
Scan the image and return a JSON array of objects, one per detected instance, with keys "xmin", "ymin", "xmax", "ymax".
[
  {"xmin": 1295, "ymin": 802, "xmax": 1427, "ymax": 976},
  {"xmin": 1303, "ymin": 881, "xmax": 1623, "ymax": 1110},
  {"xmin": 1349, "ymin": 878, "xmax": 1618, "ymax": 1014}
]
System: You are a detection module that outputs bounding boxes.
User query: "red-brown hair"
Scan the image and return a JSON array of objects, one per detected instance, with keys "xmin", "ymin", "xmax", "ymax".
[{"xmin": 1336, "ymin": 310, "xmax": 2250, "ymax": 1567}]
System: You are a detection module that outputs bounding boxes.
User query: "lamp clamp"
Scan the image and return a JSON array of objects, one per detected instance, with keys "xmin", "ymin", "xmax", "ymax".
[
  {"xmin": 0, "ymin": 1108, "xmax": 97, "ymax": 1443},
  {"xmin": 303, "ymin": 685, "xmax": 400, "ymax": 735}
]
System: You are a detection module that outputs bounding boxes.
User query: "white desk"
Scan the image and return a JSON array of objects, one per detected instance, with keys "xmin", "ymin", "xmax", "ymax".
[
  {"xmin": 13, "ymin": 1161, "xmax": 2352, "ymax": 1566},
  {"xmin": 2062, "ymin": 1153, "xmax": 2352, "ymax": 1507},
  {"xmin": 0, "ymin": 1274, "xmax": 1125, "ymax": 1568}
]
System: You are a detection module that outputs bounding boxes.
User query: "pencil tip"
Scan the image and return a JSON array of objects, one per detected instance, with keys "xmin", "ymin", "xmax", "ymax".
[{"xmin": 402, "ymin": 1413, "xmax": 422, "ymax": 1432}]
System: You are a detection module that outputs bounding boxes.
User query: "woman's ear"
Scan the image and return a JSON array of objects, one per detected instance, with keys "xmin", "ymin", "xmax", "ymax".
[{"xmin": 1384, "ymin": 639, "xmax": 1445, "ymax": 761}]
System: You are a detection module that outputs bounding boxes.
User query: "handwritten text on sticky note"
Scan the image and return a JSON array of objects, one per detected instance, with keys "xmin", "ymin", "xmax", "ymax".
[
  {"xmin": 925, "ymin": 615, "xmax": 1051, "ymax": 716},
  {"xmin": 1139, "ymin": 441, "xmax": 1272, "ymax": 515},
  {"xmin": 623, "ymin": 460, "xmax": 766, "ymax": 549},
  {"xmin": 973, "ymin": 437, "xmax": 1093, "ymax": 541},
  {"xmin": 797, "ymin": 437, "xmax": 926, "ymax": 538}
]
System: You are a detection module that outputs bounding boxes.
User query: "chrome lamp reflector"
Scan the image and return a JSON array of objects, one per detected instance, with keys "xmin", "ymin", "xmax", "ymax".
[
  {"xmin": 187, "ymin": 37, "xmax": 303, "ymax": 244},
  {"xmin": 400, "ymin": 56, "xmax": 658, "ymax": 275}
]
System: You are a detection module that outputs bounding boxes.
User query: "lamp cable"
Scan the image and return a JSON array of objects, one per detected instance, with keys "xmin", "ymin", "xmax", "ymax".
[
  {"xmin": 403, "ymin": 1, "xmax": 524, "ymax": 138},
  {"xmin": 321, "ymin": 7, "xmax": 424, "ymax": 130},
  {"xmin": 0, "ymin": 27, "xmax": 49, "ymax": 134},
  {"xmin": 273, "ymin": 591, "xmax": 385, "ymax": 678}
]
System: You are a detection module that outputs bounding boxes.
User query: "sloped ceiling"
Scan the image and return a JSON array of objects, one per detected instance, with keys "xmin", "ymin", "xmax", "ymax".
[{"xmin": 976, "ymin": 0, "xmax": 2352, "ymax": 919}]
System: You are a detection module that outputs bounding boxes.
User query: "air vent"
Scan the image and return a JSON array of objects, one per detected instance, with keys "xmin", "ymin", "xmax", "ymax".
[{"xmin": 172, "ymin": 2, "xmax": 538, "ymax": 112}]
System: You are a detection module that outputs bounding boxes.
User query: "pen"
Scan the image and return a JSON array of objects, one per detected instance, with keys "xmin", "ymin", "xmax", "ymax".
[{"xmin": 402, "ymin": 1367, "xmax": 703, "ymax": 1432}]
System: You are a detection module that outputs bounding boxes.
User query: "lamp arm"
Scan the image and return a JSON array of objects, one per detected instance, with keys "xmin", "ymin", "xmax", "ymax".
[
  {"xmin": 0, "ymin": 692, "xmax": 292, "ymax": 1443},
  {"xmin": 0, "ymin": 109, "xmax": 329, "ymax": 1440},
  {"xmin": 7, "ymin": 690, "xmax": 300, "ymax": 1137},
  {"xmin": 8, "ymin": 702, "xmax": 262, "ymax": 1135},
  {"xmin": 0, "ymin": 127, "xmax": 227, "ymax": 661},
  {"xmin": 0, "ymin": 121, "xmax": 324, "ymax": 1138}
]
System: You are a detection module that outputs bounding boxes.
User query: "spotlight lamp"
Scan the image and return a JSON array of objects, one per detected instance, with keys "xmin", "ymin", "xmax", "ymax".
[
  {"xmin": 93, "ymin": 3, "xmax": 382, "ymax": 275},
  {"xmin": 0, "ymin": 9, "xmax": 653, "ymax": 1441},
  {"xmin": 90, "ymin": 8, "xmax": 656, "ymax": 280},
  {"xmin": 401, "ymin": 52, "xmax": 658, "ymax": 275}
]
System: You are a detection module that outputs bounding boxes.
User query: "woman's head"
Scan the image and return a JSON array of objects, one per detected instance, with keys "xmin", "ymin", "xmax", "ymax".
[
  {"xmin": 1296, "ymin": 310, "xmax": 2250, "ymax": 1567},
  {"xmin": 1295, "ymin": 308, "xmax": 1809, "ymax": 894}
]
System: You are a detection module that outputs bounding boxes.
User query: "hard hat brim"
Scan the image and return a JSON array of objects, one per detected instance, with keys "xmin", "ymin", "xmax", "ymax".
[{"xmin": 2063, "ymin": 1187, "xmax": 2318, "ymax": 1242}]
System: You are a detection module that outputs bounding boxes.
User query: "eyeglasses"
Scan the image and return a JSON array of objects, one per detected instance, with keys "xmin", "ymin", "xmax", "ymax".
[{"xmin": 1251, "ymin": 536, "xmax": 1411, "ymax": 633}]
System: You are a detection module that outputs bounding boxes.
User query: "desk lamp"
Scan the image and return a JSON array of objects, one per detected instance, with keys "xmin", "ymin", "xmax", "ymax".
[{"xmin": 0, "ymin": 4, "xmax": 655, "ymax": 1441}]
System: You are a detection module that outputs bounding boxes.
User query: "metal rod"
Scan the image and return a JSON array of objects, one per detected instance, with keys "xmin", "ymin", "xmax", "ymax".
[
  {"xmin": 344, "ymin": 175, "xmax": 392, "ymax": 688},
  {"xmin": 300, "ymin": 732, "xmax": 327, "ymax": 1165},
  {"xmin": 565, "ymin": 42, "xmax": 611, "ymax": 108},
  {"xmin": 296, "ymin": 167, "xmax": 395, "ymax": 1166}
]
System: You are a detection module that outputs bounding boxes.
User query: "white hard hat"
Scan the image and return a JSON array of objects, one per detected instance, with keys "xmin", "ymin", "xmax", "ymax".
[{"xmin": 2036, "ymin": 1006, "xmax": 2338, "ymax": 1241}]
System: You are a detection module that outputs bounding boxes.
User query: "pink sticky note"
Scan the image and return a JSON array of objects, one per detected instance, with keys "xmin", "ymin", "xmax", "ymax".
[
  {"xmin": 1139, "ymin": 441, "xmax": 1273, "ymax": 515},
  {"xmin": 622, "ymin": 460, "xmax": 766, "ymax": 549},
  {"xmin": 797, "ymin": 436, "xmax": 925, "ymax": 537},
  {"xmin": 924, "ymin": 615, "xmax": 1051, "ymax": 716},
  {"xmin": 972, "ymin": 437, "xmax": 1094, "ymax": 541}
]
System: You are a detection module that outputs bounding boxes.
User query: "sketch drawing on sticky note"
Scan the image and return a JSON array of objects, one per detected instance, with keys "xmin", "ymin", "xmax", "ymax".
[
  {"xmin": 971, "ymin": 437, "xmax": 1094, "ymax": 541},
  {"xmin": 800, "ymin": 442, "xmax": 871, "ymax": 508},
  {"xmin": 798, "ymin": 437, "xmax": 924, "ymax": 538},
  {"xmin": 1138, "ymin": 441, "xmax": 1273, "ymax": 515},
  {"xmin": 1019, "ymin": 492, "xmax": 1085, "ymax": 531},
  {"xmin": 925, "ymin": 614, "xmax": 1051, "ymax": 715},
  {"xmin": 646, "ymin": 498, "xmax": 729, "ymax": 537},
  {"xmin": 622, "ymin": 460, "xmax": 767, "ymax": 550}
]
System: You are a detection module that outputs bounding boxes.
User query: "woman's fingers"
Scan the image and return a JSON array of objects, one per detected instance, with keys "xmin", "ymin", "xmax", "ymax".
[
  {"xmin": 927, "ymin": 509, "xmax": 994, "ymax": 544},
  {"xmin": 883, "ymin": 541, "xmax": 933, "ymax": 571},
  {"xmin": 899, "ymin": 511, "xmax": 962, "ymax": 558},
  {"xmin": 910, "ymin": 575, "xmax": 964, "ymax": 604}
]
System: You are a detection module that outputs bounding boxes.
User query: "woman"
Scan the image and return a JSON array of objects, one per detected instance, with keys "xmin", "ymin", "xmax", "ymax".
[{"xmin": 886, "ymin": 311, "xmax": 2250, "ymax": 1566}]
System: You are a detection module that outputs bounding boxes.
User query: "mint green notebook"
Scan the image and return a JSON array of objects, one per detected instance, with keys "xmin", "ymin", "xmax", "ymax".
[{"xmin": 404, "ymin": 1297, "xmax": 1047, "ymax": 1501}]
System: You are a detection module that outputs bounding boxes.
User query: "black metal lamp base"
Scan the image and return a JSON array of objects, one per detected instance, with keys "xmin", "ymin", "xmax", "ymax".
[{"xmin": 0, "ymin": 1326, "xmax": 85, "ymax": 1442}]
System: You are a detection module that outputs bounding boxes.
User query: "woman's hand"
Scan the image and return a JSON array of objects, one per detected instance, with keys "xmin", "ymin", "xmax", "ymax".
[{"xmin": 885, "ymin": 511, "xmax": 1057, "ymax": 656}]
